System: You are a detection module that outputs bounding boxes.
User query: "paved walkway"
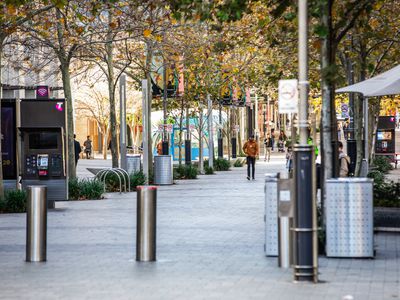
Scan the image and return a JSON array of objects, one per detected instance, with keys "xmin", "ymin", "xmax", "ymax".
[{"xmin": 0, "ymin": 154, "xmax": 399, "ymax": 300}]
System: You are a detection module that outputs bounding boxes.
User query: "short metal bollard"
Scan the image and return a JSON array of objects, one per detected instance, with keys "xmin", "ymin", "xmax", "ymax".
[
  {"xmin": 136, "ymin": 186, "xmax": 157, "ymax": 262},
  {"xmin": 277, "ymin": 174, "xmax": 293, "ymax": 268},
  {"xmin": 26, "ymin": 185, "xmax": 47, "ymax": 262}
]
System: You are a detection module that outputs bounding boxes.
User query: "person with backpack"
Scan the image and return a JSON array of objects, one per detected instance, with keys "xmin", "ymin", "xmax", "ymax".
[{"xmin": 338, "ymin": 141, "xmax": 350, "ymax": 177}]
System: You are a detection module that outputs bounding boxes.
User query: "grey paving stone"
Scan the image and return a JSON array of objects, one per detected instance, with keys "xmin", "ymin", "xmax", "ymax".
[{"xmin": 0, "ymin": 154, "xmax": 399, "ymax": 299}]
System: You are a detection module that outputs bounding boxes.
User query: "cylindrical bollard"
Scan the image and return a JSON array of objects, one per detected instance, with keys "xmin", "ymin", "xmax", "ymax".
[
  {"xmin": 136, "ymin": 186, "xmax": 157, "ymax": 262},
  {"xmin": 26, "ymin": 185, "xmax": 47, "ymax": 262},
  {"xmin": 278, "ymin": 216, "xmax": 292, "ymax": 268},
  {"xmin": 277, "ymin": 173, "xmax": 293, "ymax": 268}
]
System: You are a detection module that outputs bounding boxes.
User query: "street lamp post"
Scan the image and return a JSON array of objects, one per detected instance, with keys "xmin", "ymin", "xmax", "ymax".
[
  {"xmin": 218, "ymin": 102, "xmax": 223, "ymax": 158},
  {"xmin": 142, "ymin": 79, "xmax": 149, "ymax": 184},
  {"xmin": 292, "ymin": 0, "xmax": 318, "ymax": 282},
  {"xmin": 119, "ymin": 74, "xmax": 127, "ymax": 171},
  {"xmin": 162, "ymin": 59, "xmax": 169, "ymax": 155},
  {"xmin": 207, "ymin": 94, "xmax": 214, "ymax": 167}
]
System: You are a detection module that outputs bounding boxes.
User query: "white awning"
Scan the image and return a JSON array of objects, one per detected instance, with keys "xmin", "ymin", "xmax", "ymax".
[{"xmin": 336, "ymin": 64, "xmax": 400, "ymax": 97}]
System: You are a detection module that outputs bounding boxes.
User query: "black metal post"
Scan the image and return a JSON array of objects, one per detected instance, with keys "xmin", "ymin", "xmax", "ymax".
[
  {"xmin": 247, "ymin": 106, "xmax": 253, "ymax": 138},
  {"xmin": 231, "ymin": 137, "xmax": 237, "ymax": 158},
  {"xmin": 292, "ymin": 145, "xmax": 317, "ymax": 282},
  {"xmin": 162, "ymin": 141, "xmax": 169, "ymax": 155},
  {"xmin": 185, "ymin": 140, "xmax": 191, "ymax": 165},
  {"xmin": 218, "ymin": 103, "xmax": 223, "ymax": 158}
]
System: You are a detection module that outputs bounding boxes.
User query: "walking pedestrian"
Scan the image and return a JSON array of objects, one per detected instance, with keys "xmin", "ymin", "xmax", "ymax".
[
  {"xmin": 84, "ymin": 136, "xmax": 92, "ymax": 159},
  {"xmin": 263, "ymin": 134, "xmax": 273, "ymax": 162},
  {"xmin": 338, "ymin": 141, "xmax": 350, "ymax": 177},
  {"xmin": 74, "ymin": 134, "xmax": 81, "ymax": 166},
  {"xmin": 243, "ymin": 135, "xmax": 259, "ymax": 180},
  {"xmin": 278, "ymin": 130, "xmax": 287, "ymax": 152}
]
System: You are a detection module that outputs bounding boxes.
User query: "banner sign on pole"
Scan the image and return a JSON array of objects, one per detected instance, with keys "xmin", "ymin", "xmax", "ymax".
[
  {"xmin": 167, "ymin": 124, "xmax": 173, "ymax": 133},
  {"xmin": 278, "ymin": 79, "xmax": 298, "ymax": 114}
]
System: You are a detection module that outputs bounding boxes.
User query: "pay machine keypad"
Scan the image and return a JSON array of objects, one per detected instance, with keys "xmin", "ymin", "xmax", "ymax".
[
  {"xmin": 25, "ymin": 154, "xmax": 63, "ymax": 178},
  {"xmin": 25, "ymin": 155, "xmax": 37, "ymax": 176}
]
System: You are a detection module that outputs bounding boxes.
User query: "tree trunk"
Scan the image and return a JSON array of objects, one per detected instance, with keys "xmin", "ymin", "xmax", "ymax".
[
  {"xmin": 0, "ymin": 42, "xmax": 4, "ymax": 198},
  {"xmin": 55, "ymin": 9, "xmax": 76, "ymax": 180},
  {"xmin": 354, "ymin": 94, "xmax": 363, "ymax": 176},
  {"xmin": 369, "ymin": 98, "xmax": 380, "ymax": 161},
  {"xmin": 103, "ymin": 125, "xmax": 108, "ymax": 160},
  {"xmin": 60, "ymin": 62, "xmax": 76, "ymax": 180},
  {"xmin": 198, "ymin": 108, "xmax": 204, "ymax": 174},
  {"xmin": 145, "ymin": 48, "xmax": 153, "ymax": 175},
  {"xmin": 178, "ymin": 97, "xmax": 184, "ymax": 166},
  {"xmin": 227, "ymin": 108, "xmax": 231, "ymax": 160},
  {"xmin": 321, "ymin": 0, "xmax": 335, "ymax": 183},
  {"xmin": 355, "ymin": 40, "xmax": 368, "ymax": 174},
  {"xmin": 238, "ymin": 108, "xmax": 244, "ymax": 156},
  {"xmin": 106, "ymin": 13, "xmax": 118, "ymax": 168}
]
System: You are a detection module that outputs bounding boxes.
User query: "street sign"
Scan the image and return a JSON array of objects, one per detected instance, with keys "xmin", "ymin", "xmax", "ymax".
[
  {"xmin": 189, "ymin": 124, "xmax": 195, "ymax": 132},
  {"xmin": 341, "ymin": 103, "xmax": 349, "ymax": 118},
  {"xmin": 278, "ymin": 79, "xmax": 298, "ymax": 114},
  {"xmin": 158, "ymin": 125, "xmax": 164, "ymax": 132},
  {"xmin": 234, "ymin": 125, "xmax": 240, "ymax": 132}
]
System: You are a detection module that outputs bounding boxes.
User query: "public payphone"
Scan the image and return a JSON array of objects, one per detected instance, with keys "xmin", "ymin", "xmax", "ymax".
[
  {"xmin": 19, "ymin": 99, "xmax": 68, "ymax": 204},
  {"xmin": 375, "ymin": 116, "xmax": 396, "ymax": 154},
  {"xmin": 1, "ymin": 98, "xmax": 68, "ymax": 205}
]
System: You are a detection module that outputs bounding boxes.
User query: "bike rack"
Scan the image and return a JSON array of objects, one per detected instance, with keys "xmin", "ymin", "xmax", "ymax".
[{"xmin": 95, "ymin": 168, "xmax": 130, "ymax": 194}]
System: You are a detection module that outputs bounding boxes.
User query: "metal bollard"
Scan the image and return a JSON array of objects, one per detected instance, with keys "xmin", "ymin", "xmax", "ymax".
[
  {"xmin": 278, "ymin": 173, "xmax": 293, "ymax": 268},
  {"xmin": 26, "ymin": 185, "xmax": 47, "ymax": 262},
  {"xmin": 136, "ymin": 186, "xmax": 157, "ymax": 262}
]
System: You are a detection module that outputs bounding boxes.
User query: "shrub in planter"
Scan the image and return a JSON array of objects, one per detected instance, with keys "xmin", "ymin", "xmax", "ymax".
[
  {"xmin": 233, "ymin": 158, "xmax": 245, "ymax": 167},
  {"xmin": 373, "ymin": 181, "xmax": 400, "ymax": 207},
  {"xmin": 0, "ymin": 190, "xmax": 28, "ymax": 213},
  {"xmin": 204, "ymin": 166, "xmax": 214, "ymax": 174},
  {"xmin": 69, "ymin": 178, "xmax": 104, "ymax": 200},
  {"xmin": 183, "ymin": 165, "xmax": 198, "ymax": 179},
  {"xmin": 79, "ymin": 179, "xmax": 104, "ymax": 200},
  {"xmin": 173, "ymin": 165, "xmax": 186, "ymax": 180},
  {"xmin": 69, "ymin": 178, "xmax": 81, "ymax": 200},
  {"xmin": 104, "ymin": 172, "xmax": 129, "ymax": 192},
  {"xmin": 174, "ymin": 165, "xmax": 198, "ymax": 179},
  {"xmin": 372, "ymin": 156, "xmax": 393, "ymax": 174},
  {"xmin": 214, "ymin": 158, "xmax": 230, "ymax": 171},
  {"xmin": 367, "ymin": 170, "xmax": 384, "ymax": 185},
  {"xmin": 130, "ymin": 171, "xmax": 146, "ymax": 190}
]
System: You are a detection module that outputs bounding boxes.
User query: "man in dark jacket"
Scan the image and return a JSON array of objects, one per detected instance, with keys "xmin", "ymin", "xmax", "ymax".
[{"xmin": 74, "ymin": 134, "xmax": 82, "ymax": 166}]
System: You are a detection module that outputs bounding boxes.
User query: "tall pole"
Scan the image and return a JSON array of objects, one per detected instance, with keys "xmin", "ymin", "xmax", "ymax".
[
  {"xmin": 292, "ymin": 0, "xmax": 318, "ymax": 283},
  {"xmin": 162, "ymin": 59, "xmax": 169, "ymax": 155},
  {"xmin": 207, "ymin": 94, "xmax": 214, "ymax": 167},
  {"xmin": 218, "ymin": 102, "xmax": 223, "ymax": 158},
  {"xmin": 119, "ymin": 74, "xmax": 127, "ymax": 170},
  {"xmin": 255, "ymin": 94, "xmax": 259, "ymax": 137},
  {"xmin": 185, "ymin": 106, "xmax": 191, "ymax": 165},
  {"xmin": 142, "ymin": 79, "xmax": 149, "ymax": 184},
  {"xmin": 364, "ymin": 97, "xmax": 369, "ymax": 164}
]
